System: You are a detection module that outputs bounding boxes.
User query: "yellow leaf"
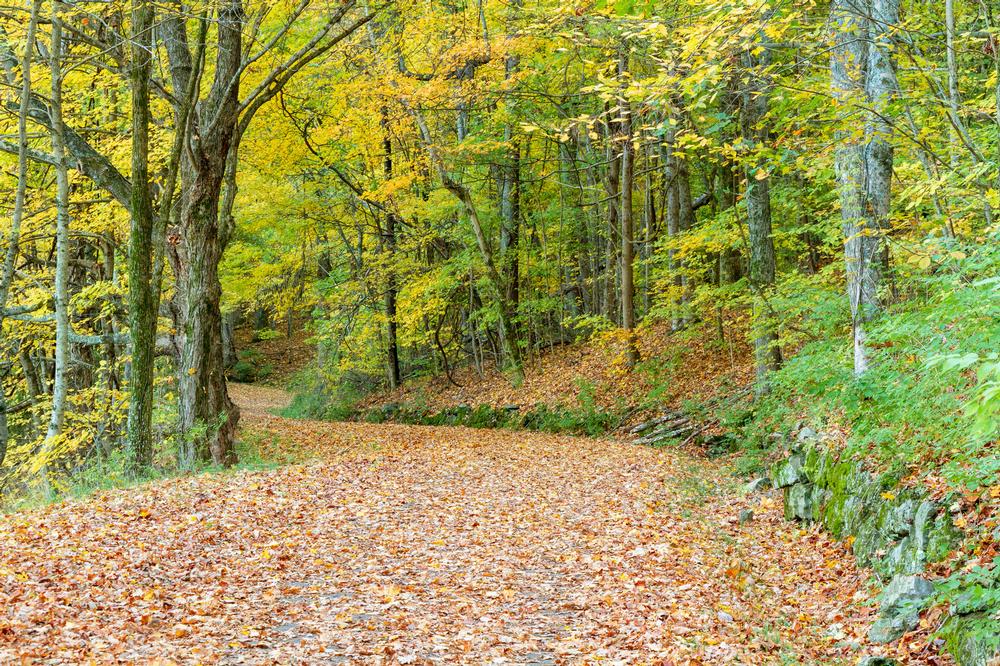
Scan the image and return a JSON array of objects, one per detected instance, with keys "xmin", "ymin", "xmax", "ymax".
[{"xmin": 380, "ymin": 583, "xmax": 401, "ymax": 603}]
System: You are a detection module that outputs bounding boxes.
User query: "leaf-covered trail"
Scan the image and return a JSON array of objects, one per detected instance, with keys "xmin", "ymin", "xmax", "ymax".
[{"xmin": 0, "ymin": 386, "xmax": 940, "ymax": 665}]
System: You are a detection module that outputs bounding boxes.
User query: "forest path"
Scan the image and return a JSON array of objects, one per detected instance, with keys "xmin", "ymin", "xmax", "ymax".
[{"xmin": 0, "ymin": 388, "xmax": 924, "ymax": 665}]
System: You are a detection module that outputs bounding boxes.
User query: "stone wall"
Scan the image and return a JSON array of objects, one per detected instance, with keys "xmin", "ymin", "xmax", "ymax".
[{"xmin": 769, "ymin": 430, "xmax": 997, "ymax": 666}]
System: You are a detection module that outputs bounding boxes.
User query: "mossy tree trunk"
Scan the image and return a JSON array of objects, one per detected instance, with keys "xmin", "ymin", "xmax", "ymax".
[{"xmin": 740, "ymin": 28, "xmax": 782, "ymax": 393}]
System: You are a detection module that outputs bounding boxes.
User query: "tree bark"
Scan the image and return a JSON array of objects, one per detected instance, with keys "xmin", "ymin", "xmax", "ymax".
[
  {"xmin": 945, "ymin": 0, "xmax": 959, "ymax": 170},
  {"xmin": 831, "ymin": 0, "xmax": 898, "ymax": 376},
  {"xmin": 222, "ymin": 310, "xmax": 238, "ymax": 370},
  {"xmin": 741, "ymin": 29, "xmax": 782, "ymax": 393},
  {"xmin": 382, "ymin": 111, "xmax": 401, "ymax": 389},
  {"xmin": 126, "ymin": 0, "xmax": 157, "ymax": 474},
  {"xmin": 832, "ymin": 0, "xmax": 873, "ymax": 376},
  {"xmin": 499, "ymin": 136, "xmax": 521, "ymax": 318},
  {"xmin": 642, "ymin": 141, "xmax": 655, "ymax": 316},
  {"xmin": 661, "ymin": 118, "xmax": 692, "ymax": 331},
  {"xmin": 167, "ymin": 0, "xmax": 244, "ymax": 466},
  {"xmin": 603, "ymin": 104, "xmax": 620, "ymax": 324},
  {"xmin": 499, "ymin": 2, "xmax": 522, "ymax": 339},
  {"xmin": 618, "ymin": 51, "xmax": 638, "ymax": 366},
  {"xmin": 46, "ymin": 6, "xmax": 70, "ymax": 441},
  {"xmin": 0, "ymin": 0, "xmax": 41, "ymax": 467},
  {"xmin": 675, "ymin": 140, "xmax": 693, "ymax": 327}
]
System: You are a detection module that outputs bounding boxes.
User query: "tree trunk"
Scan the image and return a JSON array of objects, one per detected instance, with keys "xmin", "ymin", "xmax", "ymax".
[
  {"xmin": 945, "ymin": 0, "xmax": 959, "ymax": 170},
  {"xmin": 168, "ymin": 0, "xmax": 244, "ymax": 466},
  {"xmin": 994, "ymin": 10, "xmax": 1000, "ymax": 203},
  {"xmin": 499, "ymin": 136, "xmax": 521, "ymax": 317},
  {"xmin": 642, "ymin": 141, "xmax": 656, "ymax": 316},
  {"xmin": 222, "ymin": 309, "xmax": 238, "ymax": 369},
  {"xmin": 0, "ymin": 0, "xmax": 41, "ymax": 467},
  {"xmin": 46, "ymin": 7, "xmax": 70, "ymax": 441},
  {"xmin": 661, "ymin": 122, "xmax": 691, "ymax": 332},
  {"xmin": 618, "ymin": 51, "xmax": 638, "ymax": 366},
  {"xmin": 741, "ymin": 31, "xmax": 782, "ymax": 393},
  {"xmin": 863, "ymin": 0, "xmax": 897, "ymax": 276},
  {"xmin": 252, "ymin": 306, "xmax": 270, "ymax": 338},
  {"xmin": 175, "ymin": 176, "xmax": 239, "ymax": 467},
  {"xmin": 126, "ymin": 0, "xmax": 157, "ymax": 474},
  {"xmin": 19, "ymin": 349, "xmax": 43, "ymax": 440},
  {"xmin": 675, "ymin": 141, "xmax": 694, "ymax": 327},
  {"xmin": 832, "ymin": 0, "xmax": 877, "ymax": 376},
  {"xmin": 382, "ymin": 112, "xmax": 401, "ymax": 389},
  {"xmin": 604, "ymin": 106, "xmax": 620, "ymax": 325},
  {"xmin": 499, "ymin": 3, "xmax": 522, "ymax": 337}
]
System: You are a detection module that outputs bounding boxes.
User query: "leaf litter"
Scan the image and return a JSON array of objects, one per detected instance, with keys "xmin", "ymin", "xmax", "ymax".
[{"xmin": 0, "ymin": 387, "xmax": 950, "ymax": 664}]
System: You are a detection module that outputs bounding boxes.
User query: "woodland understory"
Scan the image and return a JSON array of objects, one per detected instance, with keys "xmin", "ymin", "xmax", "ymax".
[{"xmin": 0, "ymin": 0, "xmax": 998, "ymax": 662}]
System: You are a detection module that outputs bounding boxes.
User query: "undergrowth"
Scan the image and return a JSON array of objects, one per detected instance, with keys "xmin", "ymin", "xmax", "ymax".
[
  {"xmin": 716, "ymin": 235, "xmax": 1000, "ymax": 656},
  {"xmin": 3, "ymin": 425, "xmax": 283, "ymax": 514},
  {"xmin": 731, "ymin": 236, "xmax": 999, "ymax": 491},
  {"xmin": 284, "ymin": 370, "xmax": 631, "ymax": 437},
  {"xmin": 359, "ymin": 393, "xmax": 627, "ymax": 437}
]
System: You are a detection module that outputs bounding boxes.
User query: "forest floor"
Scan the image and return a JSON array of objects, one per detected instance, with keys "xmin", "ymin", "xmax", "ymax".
[
  {"xmin": 0, "ymin": 385, "xmax": 948, "ymax": 665},
  {"xmin": 357, "ymin": 321, "xmax": 754, "ymax": 417}
]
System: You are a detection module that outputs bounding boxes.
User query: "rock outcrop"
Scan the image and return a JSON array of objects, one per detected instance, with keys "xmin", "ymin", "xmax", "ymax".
[{"xmin": 770, "ymin": 430, "xmax": 997, "ymax": 666}]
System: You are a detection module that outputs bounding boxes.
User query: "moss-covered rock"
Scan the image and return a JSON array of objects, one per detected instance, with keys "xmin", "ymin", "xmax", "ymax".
[
  {"xmin": 939, "ymin": 613, "xmax": 1000, "ymax": 666},
  {"xmin": 784, "ymin": 482, "xmax": 823, "ymax": 521},
  {"xmin": 852, "ymin": 514, "xmax": 885, "ymax": 568},
  {"xmin": 868, "ymin": 614, "xmax": 917, "ymax": 644},
  {"xmin": 867, "ymin": 575, "xmax": 935, "ymax": 644},
  {"xmin": 927, "ymin": 511, "xmax": 961, "ymax": 564},
  {"xmin": 779, "ymin": 440, "xmax": 960, "ymax": 579},
  {"xmin": 773, "ymin": 434, "xmax": 985, "ymax": 664},
  {"xmin": 879, "ymin": 536, "xmax": 924, "ymax": 577},
  {"xmin": 825, "ymin": 459, "xmax": 855, "ymax": 495},
  {"xmin": 878, "ymin": 498, "xmax": 917, "ymax": 537},
  {"xmin": 772, "ymin": 453, "xmax": 807, "ymax": 488}
]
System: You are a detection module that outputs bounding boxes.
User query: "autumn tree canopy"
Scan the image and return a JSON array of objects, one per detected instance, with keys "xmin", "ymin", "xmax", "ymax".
[{"xmin": 0, "ymin": 0, "xmax": 996, "ymax": 519}]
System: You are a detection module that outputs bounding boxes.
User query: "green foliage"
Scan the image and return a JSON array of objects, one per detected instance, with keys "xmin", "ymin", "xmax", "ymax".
[
  {"xmin": 729, "ymin": 234, "xmax": 1000, "ymax": 495},
  {"xmin": 230, "ymin": 349, "xmax": 274, "ymax": 384},
  {"xmin": 352, "ymin": 395, "xmax": 625, "ymax": 438},
  {"xmin": 252, "ymin": 328, "xmax": 283, "ymax": 342},
  {"xmin": 935, "ymin": 556, "xmax": 1000, "ymax": 659},
  {"xmin": 280, "ymin": 368, "xmax": 364, "ymax": 421}
]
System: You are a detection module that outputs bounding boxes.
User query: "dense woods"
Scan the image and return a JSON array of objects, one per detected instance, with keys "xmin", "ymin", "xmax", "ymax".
[
  {"xmin": 0, "ymin": 0, "xmax": 997, "ymax": 505},
  {"xmin": 0, "ymin": 0, "xmax": 999, "ymax": 662}
]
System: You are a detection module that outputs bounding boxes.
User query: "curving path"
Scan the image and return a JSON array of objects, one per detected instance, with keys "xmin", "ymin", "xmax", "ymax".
[{"xmin": 0, "ymin": 386, "xmax": 947, "ymax": 664}]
